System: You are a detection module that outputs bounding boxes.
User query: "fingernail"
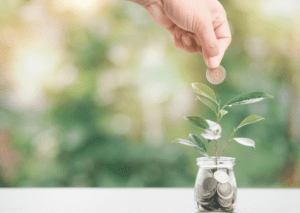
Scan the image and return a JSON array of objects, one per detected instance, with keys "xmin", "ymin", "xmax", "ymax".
[
  {"xmin": 183, "ymin": 37, "xmax": 191, "ymax": 46},
  {"xmin": 207, "ymin": 56, "xmax": 220, "ymax": 68}
]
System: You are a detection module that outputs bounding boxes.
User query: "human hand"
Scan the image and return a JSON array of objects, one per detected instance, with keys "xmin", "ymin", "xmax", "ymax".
[{"xmin": 127, "ymin": 0, "xmax": 231, "ymax": 69}]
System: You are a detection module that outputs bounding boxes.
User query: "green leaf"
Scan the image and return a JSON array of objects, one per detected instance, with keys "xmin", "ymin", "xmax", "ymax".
[
  {"xmin": 236, "ymin": 115, "xmax": 264, "ymax": 130},
  {"xmin": 172, "ymin": 139, "xmax": 198, "ymax": 147},
  {"xmin": 189, "ymin": 134, "xmax": 207, "ymax": 152},
  {"xmin": 233, "ymin": 138, "xmax": 255, "ymax": 149},
  {"xmin": 184, "ymin": 116, "xmax": 209, "ymax": 129},
  {"xmin": 192, "ymin": 83, "xmax": 217, "ymax": 104},
  {"xmin": 225, "ymin": 92, "xmax": 273, "ymax": 107},
  {"xmin": 194, "ymin": 147, "xmax": 209, "ymax": 157},
  {"xmin": 197, "ymin": 96, "xmax": 217, "ymax": 114},
  {"xmin": 220, "ymin": 109, "xmax": 228, "ymax": 118}
]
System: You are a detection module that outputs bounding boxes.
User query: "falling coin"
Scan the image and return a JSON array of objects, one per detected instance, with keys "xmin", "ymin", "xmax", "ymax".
[
  {"xmin": 206, "ymin": 65, "xmax": 226, "ymax": 84},
  {"xmin": 214, "ymin": 170, "xmax": 229, "ymax": 183}
]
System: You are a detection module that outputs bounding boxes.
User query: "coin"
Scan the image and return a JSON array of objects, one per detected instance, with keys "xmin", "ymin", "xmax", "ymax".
[
  {"xmin": 201, "ymin": 197, "xmax": 220, "ymax": 211},
  {"xmin": 217, "ymin": 182, "xmax": 233, "ymax": 199},
  {"xmin": 199, "ymin": 197, "xmax": 214, "ymax": 205},
  {"xmin": 214, "ymin": 170, "xmax": 229, "ymax": 183},
  {"xmin": 204, "ymin": 169, "xmax": 214, "ymax": 178},
  {"xmin": 206, "ymin": 65, "xmax": 226, "ymax": 84},
  {"xmin": 202, "ymin": 177, "xmax": 218, "ymax": 192},
  {"xmin": 221, "ymin": 204, "xmax": 233, "ymax": 212},
  {"xmin": 232, "ymin": 190, "xmax": 236, "ymax": 203},
  {"xmin": 200, "ymin": 188, "xmax": 216, "ymax": 200},
  {"xmin": 217, "ymin": 197, "xmax": 233, "ymax": 208},
  {"xmin": 219, "ymin": 168, "xmax": 229, "ymax": 175},
  {"xmin": 197, "ymin": 186, "xmax": 214, "ymax": 199}
]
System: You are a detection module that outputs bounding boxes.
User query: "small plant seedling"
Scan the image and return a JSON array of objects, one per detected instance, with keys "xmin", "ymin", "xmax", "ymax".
[{"xmin": 172, "ymin": 83, "xmax": 273, "ymax": 164}]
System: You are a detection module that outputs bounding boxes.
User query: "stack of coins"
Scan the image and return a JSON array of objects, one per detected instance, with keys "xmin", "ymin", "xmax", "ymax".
[
  {"xmin": 196, "ymin": 169, "xmax": 235, "ymax": 212},
  {"xmin": 197, "ymin": 177, "xmax": 219, "ymax": 211}
]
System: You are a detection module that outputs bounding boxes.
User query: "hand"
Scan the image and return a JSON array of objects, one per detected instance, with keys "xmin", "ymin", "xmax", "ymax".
[{"xmin": 127, "ymin": 0, "xmax": 231, "ymax": 69}]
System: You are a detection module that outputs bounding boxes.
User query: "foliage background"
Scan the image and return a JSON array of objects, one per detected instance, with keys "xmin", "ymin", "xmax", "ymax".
[{"xmin": 0, "ymin": 0, "xmax": 299, "ymax": 187}]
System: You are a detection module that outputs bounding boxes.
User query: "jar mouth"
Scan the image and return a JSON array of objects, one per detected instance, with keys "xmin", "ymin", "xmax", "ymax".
[{"xmin": 196, "ymin": 157, "xmax": 235, "ymax": 167}]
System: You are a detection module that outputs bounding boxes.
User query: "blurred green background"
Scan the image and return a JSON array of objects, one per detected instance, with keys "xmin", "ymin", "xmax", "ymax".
[{"xmin": 0, "ymin": 0, "xmax": 299, "ymax": 187}]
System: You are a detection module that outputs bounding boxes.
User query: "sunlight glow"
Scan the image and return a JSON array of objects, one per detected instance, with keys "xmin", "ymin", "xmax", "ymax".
[{"xmin": 53, "ymin": 0, "xmax": 107, "ymax": 18}]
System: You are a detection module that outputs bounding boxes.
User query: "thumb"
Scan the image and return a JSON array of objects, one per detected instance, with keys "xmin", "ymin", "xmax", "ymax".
[{"xmin": 196, "ymin": 19, "xmax": 220, "ymax": 68}]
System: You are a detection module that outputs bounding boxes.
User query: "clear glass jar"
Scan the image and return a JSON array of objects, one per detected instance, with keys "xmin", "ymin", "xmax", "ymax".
[{"xmin": 194, "ymin": 157, "xmax": 237, "ymax": 212}]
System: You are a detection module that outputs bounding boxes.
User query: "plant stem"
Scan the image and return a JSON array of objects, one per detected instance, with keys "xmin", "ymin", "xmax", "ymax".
[
  {"xmin": 215, "ymin": 140, "xmax": 218, "ymax": 166},
  {"xmin": 217, "ymin": 102, "xmax": 220, "ymax": 124},
  {"xmin": 215, "ymin": 102, "xmax": 220, "ymax": 166},
  {"xmin": 219, "ymin": 128, "xmax": 236, "ymax": 158}
]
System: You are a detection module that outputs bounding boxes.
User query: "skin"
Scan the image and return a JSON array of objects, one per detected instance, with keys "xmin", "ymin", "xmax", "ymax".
[{"xmin": 126, "ymin": 0, "xmax": 231, "ymax": 69}]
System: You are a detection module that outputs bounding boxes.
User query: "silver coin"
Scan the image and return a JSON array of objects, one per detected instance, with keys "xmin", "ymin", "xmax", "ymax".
[
  {"xmin": 206, "ymin": 65, "xmax": 226, "ymax": 84},
  {"xmin": 214, "ymin": 170, "xmax": 229, "ymax": 183},
  {"xmin": 219, "ymin": 168, "xmax": 230, "ymax": 175},
  {"xmin": 200, "ymin": 188, "xmax": 216, "ymax": 200},
  {"xmin": 199, "ymin": 197, "xmax": 214, "ymax": 205},
  {"xmin": 218, "ymin": 190, "xmax": 233, "ymax": 200},
  {"xmin": 232, "ymin": 190, "xmax": 237, "ymax": 204},
  {"xmin": 204, "ymin": 169, "xmax": 214, "ymax": 178},
  {"xmin": 217, "ymin": 197, "xmax": 233, "ymax": 208},
  {"xmin": 197, "ymin": 187, "xmax": 214, "ymax": 199},
  {"xmin": 221, "ymin": 206, "xmax": 233, "ymax": 212},
  {"xmin": 202, "ymin": 177, "xmax": 218, "ymax": 192},
  {"xmin": 221, "ymin": 203, "xmax": 234, "ymax": 212},
  {"xmin": 196, "ymin": 185, "xmax": 215, "ymax": 202},
  {"xmin": 201, "ymin": 198, "xmax": 220, "ymax": 211},
  {"xmin": 217, "ymin": 182, "xmax": 233, "ymax": 198}
]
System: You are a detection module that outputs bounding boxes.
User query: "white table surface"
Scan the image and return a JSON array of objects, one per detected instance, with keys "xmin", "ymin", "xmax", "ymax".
[{"xmin": 0, "ymin": 188, "xmax": 299, "ymax": 213}]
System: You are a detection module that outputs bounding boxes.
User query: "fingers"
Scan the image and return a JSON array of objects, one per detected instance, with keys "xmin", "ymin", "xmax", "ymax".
[
  {"xmin": 182, "ymin": 33, "xmax": 198, "ymax": 54},
  {"xmin": 169, "ymin": 26, "xmax": 202, "ymax": 54},
  {"xmin": 193, "ymin": 35, "xmax": 203, "ymax": 54},
  {"xmin": 171, "ymin": 26, "xmax": 184, "ymax": 49},
  {"xmin": 193, "ymin": 6, "xmax": 231, "ymax": 69},
  {"xmin": 145, "ymin": 1, "xmax": 175, "ymax": 30},
  {"xmin": 169, "ymin": 20, "xmax": 230, "ymax": 65},
  {"xmin": 196, "ymin": 17, "xmax": 220, "ymax": 68},
  {"xmin": 214, "ymin": 17, "xmax": 231, "ymax": 64}
]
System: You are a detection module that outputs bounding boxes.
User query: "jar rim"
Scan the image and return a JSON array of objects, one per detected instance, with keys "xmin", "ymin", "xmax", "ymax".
[
  {"xmin": 196, "ymin": 157, "xmax": 235, "ymax": 167},
  {"xmin": 197, "ymin": 156, "xmax": 235, "ymax": 162}
]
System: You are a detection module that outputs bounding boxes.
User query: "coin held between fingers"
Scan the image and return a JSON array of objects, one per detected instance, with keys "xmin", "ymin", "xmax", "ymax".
[
  {"xmin": 207, "ymin": 56, "xmax": 220, "ymax": 69},
  {"xmin": 206, "ymin": 65, "xmax": 226, "ymax": 85}
]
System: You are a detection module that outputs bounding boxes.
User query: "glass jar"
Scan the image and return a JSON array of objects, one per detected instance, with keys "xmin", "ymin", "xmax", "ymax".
[{"xmin": 194, "ymin": 157, "xmax": 237, "ymax": 212}]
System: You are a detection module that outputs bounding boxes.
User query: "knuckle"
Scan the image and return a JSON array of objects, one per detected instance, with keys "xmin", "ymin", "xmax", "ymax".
[
  {"xmin": 186, "ymin": 48, "xmax": 197, "ymax": 54},
  {"xmin": 215, "ymin": 1, "xmax": 226, "ymax": 14},
  {"xmin": 192, "ymin": 14, "xmax": 208, "ymax": 33},
  {"xmin": 174, "ymin": 40, "xmax": 184, "ymax": 49}
]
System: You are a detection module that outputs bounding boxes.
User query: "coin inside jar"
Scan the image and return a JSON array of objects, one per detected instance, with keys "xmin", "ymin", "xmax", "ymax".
[
  {"xmin": 202, "ymin": 177, "xmax": 218, "ymax": 192},
  {"xmin": 217, "ymin": 182, "xmax": 233, "ymax": 198},
  {"xmin": 217, "ymin": 197, "xmax": 233, "ymax": 208},
  {"xmin": 206, "ymin": 65, "xmax": 226, "ymax": 84},
  {"xmin": 214, "ymin": 170, "xmax": 229, "ymax": 184}
]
